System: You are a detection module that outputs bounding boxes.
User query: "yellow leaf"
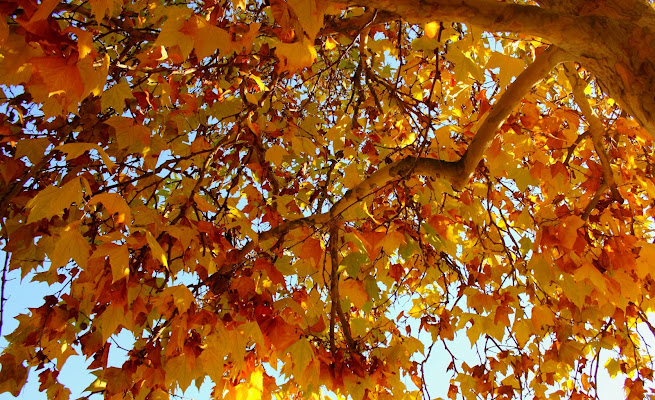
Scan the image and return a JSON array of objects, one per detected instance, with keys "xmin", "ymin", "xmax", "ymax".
[
  {"xmin": 149, "ymin": 389, "xmax": 170, "ymax": 400},
  {"xmin": 531, "ymin": 304, "xmax": 554, "ymax": 330},
  {"xmin": 183, "ymin": 16, "xmax": 233, "ymax": 59},
  {"xmin": 324, "ymin": 37, "xmax": 337, "ymax": 50},
  {"xmin": 89, "ymin": 0, "xmax": 121, "ymax": 20},
  {"xmin": 161, "ymin": 285, "xmax": 195, "ymax": 314},
  {"xmin": 425, "ymin": 21, "xmax": 439, "ymax": 39},
  {"xmin": 101, "ymin": 79, "xmax": 133, "ymax": 112},
  {"xmin": 98, "ymin": 303, "xmax": 131, "ymax": 343},
  {"xmin": 342, "ymin": 162, "xmax": 361, "ymax": 189},
  {"xmin": 265, "ymin": 144, "xmax": 289, "ymax": 166},
  {"xmin": 193, "ymin": 193, "xmax": 218, "ymax": 213},
  {"xmin": 557, "ymin": 215, "xmax": 584, "ymax": 247},
  {"xmin": 287, "ymin": 338, "xmax": 315, "ymax": 379},
  {"xmin": 84, "ymin": 378, "xmax": 107, "ymax": 393},
  {"xmin": 146, "ymin": 231, "xmax": 168, "ymax": 268},
  {"xmin": 88, "ymin": 193, "xmax": 131, "ymax": 225},
  {"xmin": 55, "ymin": 142, "xmax": 116, "ymax": 172},
  {"xmin": 78, "ymin": 53, "xmax": 109, "ymax": 97},
  {"xmin": 637, "ymin": 242, "xmax": 655, "ymax": 279},
  {"xmin": 275, "ymin": 38, "xmax": 317, "ymax": 72},
  {"xmin": 15, "ymin": 137, "xmax": 50, "ymax": 163},
  {"xmin": 27, "ymin": 177, "xmax": 83, "ymax": 223},
  {"xmin": 448, "ymin": 43, "xmax": 484, "ymax": 82},
  {"xmin": 574, "ymin": 262, "xmax": 608, "ymax": 295},
  {"xmin": 49, "ymin": 223, "xmax": 91, "ymax": 269},
  {"xmin": 340, "ymin": 278, "xmax": 369, "ymax": 309},
  {"xmin": 287, "ymin": 0, "xmax": 327, "ymax": 41},
  {"xmin": 486, "ymin": 52, "xmax": 526, "ymax": 89},
  {"xmin": 164, "ymin": 355, "xmax": 198, "ymax": 392},
  {"xmin": 106, "ymin": 244, "xmax": 130, "ymax": 282},
  {"xmin": 378, "ymin": 231, "xmax": 406, "ymax": 255}
]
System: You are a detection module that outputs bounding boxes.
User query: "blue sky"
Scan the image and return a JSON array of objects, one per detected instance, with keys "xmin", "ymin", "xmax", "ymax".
[{"xmin": 0, "ymin": 258, "xmax": 632, "ymax": 400}]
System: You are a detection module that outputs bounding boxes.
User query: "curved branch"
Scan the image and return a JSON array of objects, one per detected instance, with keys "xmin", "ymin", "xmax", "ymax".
[
  {"xmin": 220, "ymin": 46, "xmax": 566, "ymax": 273},
  {"xmin": 456, "ymin": 45, "xmax": 569, "ymax": 188}
]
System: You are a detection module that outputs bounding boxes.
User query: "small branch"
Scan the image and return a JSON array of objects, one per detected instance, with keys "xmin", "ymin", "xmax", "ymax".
[
  {"xmin": 329, "ymin": 224, "xmax": 338, "ymax": 353},
  {"xmin": 0, "ymin": 251, "xmax": 8, "ymax": 337},
  {"xmin": 564, "ymin": 129, "xmax": 591, "ymax": 166},
  {"xmin": 582, "ymin": 181, "xmax": 608, "ymax": 220},
  {"xmin": 328, "ymin": 223, "xmax": 356, "ymax": 352},
  {"xmin": 563, "ymin": 63, "xmax": 623, "ymax": 203}
]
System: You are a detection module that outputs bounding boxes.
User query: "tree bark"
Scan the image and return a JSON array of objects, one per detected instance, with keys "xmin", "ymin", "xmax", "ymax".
[{"xmin": 342, "ymin": 0, "xmax": 655, "ymax": 138}]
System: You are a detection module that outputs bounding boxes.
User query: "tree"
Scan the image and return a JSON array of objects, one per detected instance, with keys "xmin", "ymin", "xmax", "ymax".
[{"xmin": 1, "ymin": 0, "xmax": 655, "ymax": 398}]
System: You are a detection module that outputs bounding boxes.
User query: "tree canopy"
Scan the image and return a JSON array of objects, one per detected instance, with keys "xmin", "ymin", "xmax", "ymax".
[{"xmin": 2, "ymin": 0, "xmax": 655, "ymax": 399}]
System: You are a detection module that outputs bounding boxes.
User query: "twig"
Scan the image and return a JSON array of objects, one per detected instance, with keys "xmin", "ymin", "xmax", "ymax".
[{"xmin": 0, "ymin": 251, "xmax": 8, "ymax": 337}]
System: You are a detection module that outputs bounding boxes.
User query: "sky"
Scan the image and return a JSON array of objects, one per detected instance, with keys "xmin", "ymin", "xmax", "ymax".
[{"xmin": 0, "ymin": 256, "xmax": 633, "ymax": 400}]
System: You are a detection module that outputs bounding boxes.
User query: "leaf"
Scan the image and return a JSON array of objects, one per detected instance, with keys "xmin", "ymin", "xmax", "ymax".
[
  {"xmin": 106, "ymin": 244, "xmax": 130, "ymax": 282},
  {"xmin": 287, "ymin": 0, "xmax": 327, "ymax": 41},
  {"xmin": 340, "ymin": 278, "xmax": 369, "ymax": 309},
  {"xmin": 300, "ymin": 237, "xmax": 323, "ymax": 267},
  {"xmin": 265, "ymin": 144, "xmax": 289, "ymax": 166},
  {"xmin": 275, "ymin": 38, "xmax": 317, "ymax": 72},
  {"xmin": 181, "ymin": 16, "xmax": 233, "ymax": 59},
  {"xmin": 88, "ymin": 193, "xmax": 131, "ymax": 225},
  {"xmin": 55, "ymin": 143, "xmax": 116, "ymax": 172},
  {"xmin": 486, "ymin": 52, "xmax": 526, "ymax": 89},
  {"xmin": 146, "ymin": 231, "xmax": 169, "ymax": 268},
  {"xmin": 97, "ymin": 303, "xmax": 130, "ymax": 343},
  {"xmin": 27, "ymin": 178, "xmax": 83, "ymax": 223},
  {"xmin": 29, "ymin": 56, "xmax": 84, "ymax": 99},
  {"xmin": 339, "ymin": 251, "xmax": 368, "ymax": 277},
  {"xmin": 89, "ymin": 0, "xmax": 121, "ymax": 20},
  {"xmin": 83, "ymin": 378, "xmax": 107, "ymax": 393},
  {"xmin": 0, "ymin": 354, "xmax": 28, "ymax": 396},
  {"xmin": 425, "ymin": 22, "xmax": 439, "ymax": 39},
  {"xmin": 287, "ymin": 338, "xmax": 315, "ymax": 379},
  {"xmin": 49, "ymin": 222, "xmax": 91, "ymax": 269},
  {"xmin": 161, "ymin": 285, "xmax": 195, "ymax": 314},
  {"xmin": 15, "ymin": 137, "xmax": 50, "ymax": 163},
  {"xmin": 101, "ymin": 79, "xmax": 133, "ymax": 112}
]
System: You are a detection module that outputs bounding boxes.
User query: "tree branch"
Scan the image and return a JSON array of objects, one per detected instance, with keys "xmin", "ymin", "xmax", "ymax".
[
  {"xmin": 328, "ymin": 223, "xmax": 356, "ymax": 352},
  {"xmin": 563, "ymin": 63, "xmax": 623, "ymax": 203},
  {"xmin": 456, "ymin": 45, "xmax": 568, "ymax": 189},
  {"xmin": 218, "ymin": 46, "xmax": 566, "ymax": 275},
  {"xmin": 342, "ymin": 0, "xmax": 587, "ymax": 48}
]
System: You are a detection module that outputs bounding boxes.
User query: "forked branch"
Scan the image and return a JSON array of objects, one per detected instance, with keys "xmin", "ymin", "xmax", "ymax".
[
  {"xmin": 563, "ymin": 63, "xmax": 623, "ymax": 203},
  {"xmin": 218, "ymin": 46, "xmax": 566, "ymax": 276}
]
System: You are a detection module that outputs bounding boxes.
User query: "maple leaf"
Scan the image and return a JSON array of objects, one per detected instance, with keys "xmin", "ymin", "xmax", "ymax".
[
  {"xmin": 27, "ymin": 178, "xmax": 83, "ymax": 223},
  {"xmin": 5, "ymin": 0, "xmax": 655, "ymax": 399}
]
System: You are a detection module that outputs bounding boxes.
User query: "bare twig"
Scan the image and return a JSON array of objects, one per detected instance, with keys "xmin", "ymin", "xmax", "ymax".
[{"xmin": 0, "ymin": 251, "xmax": 9, "ymax": 337}]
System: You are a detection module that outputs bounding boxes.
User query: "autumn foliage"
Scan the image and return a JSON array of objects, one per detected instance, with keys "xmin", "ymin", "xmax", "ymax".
[{"xmin": 2, "ymin": 0, "xmax": 655, "ymax": 399}]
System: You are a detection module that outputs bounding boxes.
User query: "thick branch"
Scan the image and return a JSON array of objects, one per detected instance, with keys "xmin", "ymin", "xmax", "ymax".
[
  {"xmin": 456, "ymin": 45, "xmax": 568, "ymax": 188},
  {"xmin": 342, "ymin": 0, "xmax": 587, "ymax": 47}
]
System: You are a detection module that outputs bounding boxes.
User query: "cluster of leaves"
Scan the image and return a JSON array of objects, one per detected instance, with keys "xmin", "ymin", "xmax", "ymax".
[{"xmin": 1, "ymin": 0, "xmax": 655, "ymax": 399}]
